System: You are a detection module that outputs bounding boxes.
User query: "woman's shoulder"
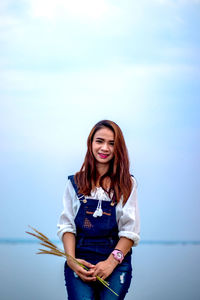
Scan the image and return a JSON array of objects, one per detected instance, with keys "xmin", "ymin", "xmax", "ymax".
[
  {"xmin": 66, "ymin": 174, "xmax": 79, "ymax": 194},
  {"xmin": 130, "ymin": 175, "xmax": 138, "ymax": 191}
]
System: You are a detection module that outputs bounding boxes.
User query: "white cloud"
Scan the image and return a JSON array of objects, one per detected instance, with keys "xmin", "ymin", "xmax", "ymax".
[
  {"xmin": 0, "ymin": 11, "xmax": 20, "ymax": 25},
  {"xmin": 26, "ymin": 0, "xmax": 119, "ymax": 21}
]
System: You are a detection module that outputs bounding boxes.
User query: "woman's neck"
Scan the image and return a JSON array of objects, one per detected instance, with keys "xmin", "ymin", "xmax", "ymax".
[
  {"xmin": 94, "ymin": 163, "xmax": 110, "ymax": 189},
  {"xmin": 96, "ymin": 163, "xmax": 109, "ymax": 177}
]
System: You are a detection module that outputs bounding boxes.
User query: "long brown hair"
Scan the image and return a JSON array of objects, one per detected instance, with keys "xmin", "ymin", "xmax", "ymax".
[{"xmin": 74, "ymin": 120, "xmax": 133, "ymax": 205}]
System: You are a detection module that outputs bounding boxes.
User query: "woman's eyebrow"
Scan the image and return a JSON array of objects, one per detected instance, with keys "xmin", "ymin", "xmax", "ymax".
[{"xmin": 95, "ymin": 137, "xmax": 114, "ymax": 142}]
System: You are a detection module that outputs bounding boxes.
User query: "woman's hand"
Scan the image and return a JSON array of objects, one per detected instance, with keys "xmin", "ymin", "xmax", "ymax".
[
  {"xmin": 67, "ymin": 258, "xmax": 96, "ymax": 282},
  {"xmin": 93, "ymin": 256, "xmax": 119, "ymax": 280}
]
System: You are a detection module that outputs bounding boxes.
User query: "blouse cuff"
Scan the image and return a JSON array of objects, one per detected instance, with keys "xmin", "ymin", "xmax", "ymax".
[
  {"xmin": 118, "ymin": 231, "xmax": 140, "ymax": 246},
  {"xmin": 57, "ymin": 224, "xmax": 76, "ymax": 241}
]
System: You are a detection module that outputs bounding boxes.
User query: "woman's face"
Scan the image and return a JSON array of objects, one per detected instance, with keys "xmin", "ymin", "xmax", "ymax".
[{"xmin": 92, "ymin": 127, "xmax": 114, "ymax": 166}]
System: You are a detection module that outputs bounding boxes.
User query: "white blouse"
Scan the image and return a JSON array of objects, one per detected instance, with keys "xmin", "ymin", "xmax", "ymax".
[{"xmin": 57, "ymin": 177, "xmax": 140, "ymax": 246}]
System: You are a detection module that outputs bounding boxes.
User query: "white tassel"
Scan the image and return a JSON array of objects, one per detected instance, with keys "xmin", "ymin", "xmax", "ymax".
[
  {"xmin": 93, "ymin": 187, "xmax": 105, "ymax": 218},
  {"xmin": 93, "ymin": 207, "xmax": 103, "ymax": 217},
  {"xmin": 93, "ymin": 199, "xmax": 103, "ymax": 217}
]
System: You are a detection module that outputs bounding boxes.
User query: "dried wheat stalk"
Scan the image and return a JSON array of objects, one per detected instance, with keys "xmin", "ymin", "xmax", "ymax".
[{"xmin": 26, "ymin": 226, "xmax": 118, "ymax": 297}]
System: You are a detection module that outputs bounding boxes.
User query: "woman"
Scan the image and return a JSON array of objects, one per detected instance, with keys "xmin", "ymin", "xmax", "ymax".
[{"xmin": 57, "ymin": 120, "xmax": 140, "ymax": 300}]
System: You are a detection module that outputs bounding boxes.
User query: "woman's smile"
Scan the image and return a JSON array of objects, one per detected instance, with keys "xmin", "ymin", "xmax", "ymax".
[{"xmin": 98, "ymin": 153, "xmax": 109, "ymax": 159}]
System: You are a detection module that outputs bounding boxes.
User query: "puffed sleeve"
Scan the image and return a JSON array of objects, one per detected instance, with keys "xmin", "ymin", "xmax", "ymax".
[
  {"xmin": 116, "ymin": 177, "xmax": 140, "ymax": 246},
  {"xmin": 57, "ymin": 179, "xmax": 80, "ymax": 241}
]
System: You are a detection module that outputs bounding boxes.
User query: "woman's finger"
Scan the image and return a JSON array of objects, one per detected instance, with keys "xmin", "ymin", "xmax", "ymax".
[
  {"xmin": 78, "ymin": 272, "xmax": 96, "ymax": 282},
  {"xmin": 78, "ymin": 259, "xmax": 95, "ymax": 269},
  {"xmin": 77, "ymin": 267, "xmax": 94, "ymax": 276}
]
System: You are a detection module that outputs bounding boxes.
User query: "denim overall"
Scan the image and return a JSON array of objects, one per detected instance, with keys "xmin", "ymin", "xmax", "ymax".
[{"xmin": 64, "ymin": 175, "xmax": 132, "ymax": 300}]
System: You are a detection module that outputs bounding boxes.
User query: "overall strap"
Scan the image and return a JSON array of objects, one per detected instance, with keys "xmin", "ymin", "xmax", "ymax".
[{"xmin": 68, "ymin": 175, "xmax": 85, "ymax": 201}]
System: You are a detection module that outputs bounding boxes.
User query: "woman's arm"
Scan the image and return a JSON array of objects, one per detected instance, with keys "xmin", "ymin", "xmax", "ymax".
[
  {"xmin": 93, "ymin": 177, "xmax": 140, "ymax": 280},
  {"xmin": 62, "ymin": 232, "xmax": 96, "ymax": 282},
  {"xmin": 62, "ymin": 232, "xmax": 76, "ymax": 257},
  {"xmin": 58, "ymin": 180, "xmax": 96, "ymax": 282},
  {"xmin": 112, "ymin": 236, "xmax": 134, "ymax": 256},
  {"xmin": 93, "ymin": 237, "xmax": 133, "ymax": 280}
]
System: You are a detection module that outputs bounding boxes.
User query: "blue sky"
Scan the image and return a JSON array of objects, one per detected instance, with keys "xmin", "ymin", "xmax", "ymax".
[{"xmin": 0, "ymin": 0, "xmax": 200, "ymax": 241}]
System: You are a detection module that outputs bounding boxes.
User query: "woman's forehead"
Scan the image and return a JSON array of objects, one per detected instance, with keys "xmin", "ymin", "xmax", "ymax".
[{"xmin": 93, "ymin": 127, "xmax": 114, "ymax": 140}]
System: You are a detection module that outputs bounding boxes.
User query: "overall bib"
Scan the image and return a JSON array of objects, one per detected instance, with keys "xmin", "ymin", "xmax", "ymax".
[{"xmin": 64, "ymin": 175, "xmax": 132, "ymax": 300}]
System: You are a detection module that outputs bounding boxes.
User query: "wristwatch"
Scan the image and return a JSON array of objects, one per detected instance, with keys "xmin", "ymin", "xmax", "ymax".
[{"xmin": 111, "ymin": 249, "xmax": 124, "ymax": 264}]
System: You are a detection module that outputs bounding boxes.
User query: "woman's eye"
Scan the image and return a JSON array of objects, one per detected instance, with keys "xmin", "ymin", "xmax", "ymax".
[{"xmin": 109, "ymin": 142, "xmax": 114, "ymax": 146}]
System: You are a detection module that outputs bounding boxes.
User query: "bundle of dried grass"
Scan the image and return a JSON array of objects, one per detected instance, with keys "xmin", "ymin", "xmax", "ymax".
[{"xmin": 26, "ymin": 226, "xmax": 118, "ymax": 297}]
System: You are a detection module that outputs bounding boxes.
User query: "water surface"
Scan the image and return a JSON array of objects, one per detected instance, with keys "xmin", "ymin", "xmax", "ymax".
[{"xmin": 0, "ymin": 241, "xmax": 200, "ymax": 300}]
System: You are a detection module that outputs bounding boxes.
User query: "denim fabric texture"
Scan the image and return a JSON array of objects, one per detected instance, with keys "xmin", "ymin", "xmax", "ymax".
[
  {"xmin": 64, "ymin": 176, "xmax": 133, "ymax": 299},
  {"xmin": 64, "ymin": 260, "xmax": 132, "ymax": 300}
]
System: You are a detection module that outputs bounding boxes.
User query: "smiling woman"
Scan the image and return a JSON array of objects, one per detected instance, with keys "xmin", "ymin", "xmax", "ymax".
[
  {"xmin": 92, "ymin": 127, "xmax": 115, "ymax": 166},
  {"xmin": 57, "ymin": 120, "xmax": 140, "ymax": 300}
]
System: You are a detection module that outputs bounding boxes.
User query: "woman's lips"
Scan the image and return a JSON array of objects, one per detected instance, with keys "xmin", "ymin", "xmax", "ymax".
[{"xmin": 98, "ymin": 153, "xmax": 109, "ymax": 159}]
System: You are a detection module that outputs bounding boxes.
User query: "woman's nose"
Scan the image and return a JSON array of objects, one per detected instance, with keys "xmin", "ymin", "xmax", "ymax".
[{"xmin": 101, "ymin": 143, "xmax": 109, "ymax": 151}]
